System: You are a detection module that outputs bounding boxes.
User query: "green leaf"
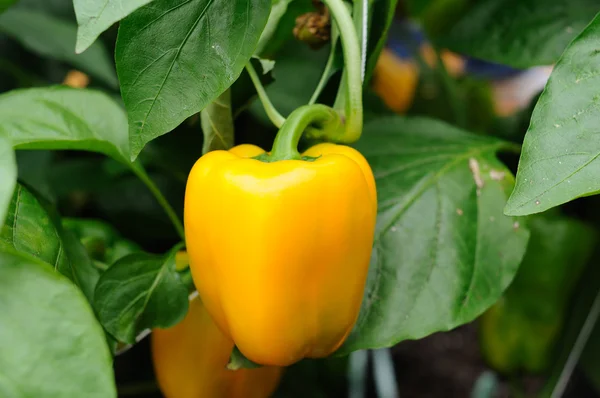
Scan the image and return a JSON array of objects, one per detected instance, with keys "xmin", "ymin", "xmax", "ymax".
[
  {"xmin": 0, "ymin": 0, "xmax": 18, "ymax": 14},
  {"xmin": 74, "ymin": 0, "xmax": 154, "ymax": 53},
  {"xmin": 63, "ymin": 217, "xmax": 142, "ymax": 266},
  {"xmin": 94, "ymin": 244, "xmax": 189, "ymax": 343},
  {"xmin": 505, "ymin": 14, "xmax": 600, "ymax": 216},
  {"xmin": 435, "ymin": 0, "xmax": 600, "ymax": 68},
  {"xmin": 0, "ymin": 87, "xmax": 130, "ymax": 164},
  {"xmin": 116, "ymin": 0, "xmax": 271, "ymax": 160},
  {"xmin": 479, "ymin": 215, "xmax": 596, "ymax": 374},
  {"xmin": 0, "ymin": 250, "xmax": 116, "ymax": 398},
  {"xmin": 0, "ymin": 137, "xmax": 16, "ymax": 225},
  {"xmin": 0, "ymin": 184, "xmax": 100, "ymax": 302},
  {"xmin": 16, "ymin": 150, "xmax": 55, "ymax": 202},
  {"xmin": 337, "ymin": 116, "xmax": 530, "ymax": 354},
  {"xmin": 0, "ymin": 8, "xmax": 118, "ymax": 87},
  {"xmin": 201, "ymin": 89, "xmax": 234, "ymax": 154}
]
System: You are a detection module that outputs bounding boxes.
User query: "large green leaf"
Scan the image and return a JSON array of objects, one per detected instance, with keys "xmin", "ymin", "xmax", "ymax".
[
  {"xmin": 505, "ymin": 14, "xmax": 600, "ymax": 216},
  {"xmin": 435, "ymin": 0, "xmax": 599, "ymax": 68},
  {"xmin": 0, "ymin": 184, "xmax": 100, "ymax": 302},
  {"xmin": 0, "ymin": 250, "xmax": 116, "ymax": 398},
  {"xmin": 116, "ymin": 0, "xmax": 271, "ymax": 160},
  {"xmin": 0, "ymin": 137, "xmax": 15, "ymax": 225},
  {"xmin": 0, "ymin": 87, "xmax": 130, "ymax": 164},
  {"xmin": 74, "ymin": 0, "xmax": 154, "ymax": 53},
  {"xmin": 337, "ymin": 117, "xmax": 529, "ymax": 354},
  {"xmin": 0, "ymin": 8, "xmax": 118, "ymax": 87},
  {"xmin": 201, "ymin": 89, "xmax": 234, "ymax": 153},
  {"xmin": 94, "ymin": 244, "xmax": 189, "ymax": 343}
]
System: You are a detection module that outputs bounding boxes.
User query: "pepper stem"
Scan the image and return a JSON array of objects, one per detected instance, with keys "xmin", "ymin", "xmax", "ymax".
[
  {"xmin": 265, "ymin": 105, "xmax": 342, "ymax": 161},
  {"xmin": 306, "ymin": 0, "xmax": 362, "ymax": 144}
]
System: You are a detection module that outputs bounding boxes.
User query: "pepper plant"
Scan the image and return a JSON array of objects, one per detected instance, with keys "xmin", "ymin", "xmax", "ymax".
[{"xmin": 1, "ymin": 0, "xmax": 600, "ymax": 397}]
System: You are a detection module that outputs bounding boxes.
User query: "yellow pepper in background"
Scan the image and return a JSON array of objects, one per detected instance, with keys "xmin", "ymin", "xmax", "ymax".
[
  {"xmin": 372, "ymin": 48, "xmax": 419, "ymax": 114},
  {"xmin": 184, "ymin": 142, "xmax": 377, "ymax": 366},
  {"xmin": 152, "ymin": 296, "xmax": 282, "ymax": 398},
  {"xmin": 371, "ymin": 47, "xmax": 464, "ymax": 114}
]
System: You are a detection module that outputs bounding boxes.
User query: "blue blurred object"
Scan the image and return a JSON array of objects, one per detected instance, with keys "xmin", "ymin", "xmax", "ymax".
[
  {"xmin": 385, "ymin": 19, "xmax": 523, "ymax": 80},
  {"xmin": 464, "ymin": 57, "xmax": 521, "ymax": 79}
]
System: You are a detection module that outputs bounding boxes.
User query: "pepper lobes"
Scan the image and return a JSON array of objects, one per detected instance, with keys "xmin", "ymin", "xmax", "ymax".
[{"xmin": 184, "ymin": 143, "xmax": 377, "ymax": 366}]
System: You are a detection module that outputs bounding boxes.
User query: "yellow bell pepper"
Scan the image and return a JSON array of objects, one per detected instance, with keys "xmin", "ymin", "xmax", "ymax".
[
  {"xmin": 151, "ymin": 296, "xmax": 282, "ymax": 398},
  {"xmin": 184, "ymin": 138, "xmax": 377, "ymax": 366}
]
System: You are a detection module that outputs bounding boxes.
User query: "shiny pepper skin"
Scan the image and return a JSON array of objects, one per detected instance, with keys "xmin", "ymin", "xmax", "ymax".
[
  {"xmin": 151, "ymin": 297, "xmax": 282, "ymax": 398},
  {"xmin": 184, "ymin": 143, "xmax": 377, "ymax": 366}
]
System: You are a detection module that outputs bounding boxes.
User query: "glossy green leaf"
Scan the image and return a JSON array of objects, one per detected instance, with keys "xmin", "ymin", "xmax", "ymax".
[
  {"xmin": 436, "ymin": 0, "xmax": 599, "ymax": 68},
  {"xmin": 0, "ymin": 184, "xmax": 100, "ymax": 302},
  {"xmin": 0, "ymin": 250, "xmax": 116, "ymax": 398},
  {"xmin": 505, "ymin": 14, "xmax": 600, "ymax": 216},
  {"xmin": 94, "ymin": 244, "xmax": 189, "ymax": 343},
  {"xmin": 0, "ymin": 137, "xmax": 15, "ymax": 225},
  {"xmin": 74, "ymin": 0, "xmax": 154, "ymax": 53},
  {"xmin": 338, "ymin": 117, "xmax": 530, "ymax": 354},
  {"xmin": 201, "ymin": 89, "xmax": 234, "ymax": 153},
  {"xmin": 116, "ymin": 0, "xmax": 271, "ymax": 160},
  {"xmin": 0, "ymin": 8, "xmax": 118, "ymax": 87},
  {"xmin": 0, "ymin": 87, "xmax": 130, "ymax": 164}
]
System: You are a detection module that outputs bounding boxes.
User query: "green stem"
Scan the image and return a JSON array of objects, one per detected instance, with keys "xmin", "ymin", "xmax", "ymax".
[
  {"xmin": 309, "ymin": 0, "xmax": 362, "ymax": 143},
  {"xmin": 131, "ymin": 164, "xmax": 185, "ymax": 240},
  {"xmin": 309, "ymin": 27, "xmax": 339, "ymax": 105},
  {"xmin": 245, "ymin": 62, "xmax": 285, "ymax": 128},
  {"xmin": 267, "ymin": 105, "xmax": 342, "ymax": 161}
]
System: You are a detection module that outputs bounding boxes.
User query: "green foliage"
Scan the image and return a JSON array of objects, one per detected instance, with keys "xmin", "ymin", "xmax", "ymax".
[
  {"xmin": 116, "ymin": 0, "xmax": 271, "ymax": 160},
  {"xmin": 0, "ymin": 137, "xmax": 15, "ymax": 224},
  {"xmin": 506, "ymin": 14, "xmax": 600, "ymax": 215},
  {"xmin": 0, "ymin": 8, "xmax": 118, "ymax": 87},
  {"xmin": 2, "ymin": 0, "xmax": 600, "ymax": 393},
  {"xmin": 0, "ymin": 184, "xmax": 100, "ymax": 302},
  {"xmin": 0, "ymin": 250, "xmax": 116, "ymax": 398},
  {"xmin": 94, "ymin": 244, "xmax": 189, "ymax": 344},
  {"xmin": 338, "ymin": 116, "xmax": 529, "ymax": 353},
  {"xmin": 479, "ymin": 215, "xmax": 596, "ymax": 374},
  {"xmin": 201, "ymin": 89, "xmax": 234, "ymax": 153},
  {"xmin": 430, "ymin": 0, "xmax": 600, "ymax": 68},
  {"xmin": 74, "ymin": 0, "xmax": 154, "ymax": 53},
  {"xmin": 0, "ymin": 87, "xmax": 130, "ymax": 163}
]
